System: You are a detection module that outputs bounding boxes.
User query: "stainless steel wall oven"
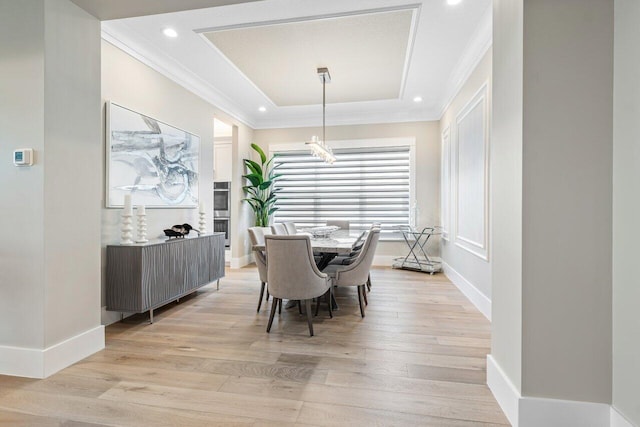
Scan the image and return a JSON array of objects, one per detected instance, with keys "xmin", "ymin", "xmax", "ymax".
[{"xmin": 214, "ymin": 182, "xmax": 230, "ymax": 247}]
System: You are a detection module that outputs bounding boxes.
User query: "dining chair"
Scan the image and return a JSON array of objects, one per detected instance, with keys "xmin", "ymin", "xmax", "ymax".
[
  {"xmin": 248, "ymin": 226, "xmax": 274, "ymax": 312},
  {"xmin": 265, "ymin": 235, "xmax": 332, "ymax": 336},
  {"xmin": 323, "ymin": 228, "xmax": 380, "ymax": 318},
  {"xmin": 328, "ymin": 230, "xmax": 368, "ymax": 266},
  {"xmin": 329, "ymin": 224, "xmax": 380, "ymax": 291},
  {"xmin": 270, "ymin": 223, "xmax": 288, "ymax": 235},
  {"xmin": 326, "ymin": 220, "xmax": 350, "ymax": 231},
  {"xmin": 283, "ymin": 222, "xmax": 297, "ymax": 235}
]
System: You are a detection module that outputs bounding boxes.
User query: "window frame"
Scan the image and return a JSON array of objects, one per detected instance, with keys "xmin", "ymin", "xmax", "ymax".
[{"xmin": 269, "ymin": 137, "xmax": 416, "ymax": 241}]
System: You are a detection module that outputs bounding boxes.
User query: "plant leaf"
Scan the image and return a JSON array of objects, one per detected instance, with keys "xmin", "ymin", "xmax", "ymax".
[
  {"xmin": 268, "ymin": 207, "xmax": 279, "ymax": 215},
  {"xmin": 258, "ymin": 180, "xmax": 272, "ymax": 190},
  {"xmin": 243, "ymin": 173, "xmax": 263, "ymax": 187},
  {"xmin": 242, "ymin": 185, "xmax": 258, "ymax": 195},
  {"xmin": 251, "ymin": 143, "xmax": 267, "ymax": 164},
  {"xmin": 243, "ymin": 159, "xmax": 263, "ymax": 177}
]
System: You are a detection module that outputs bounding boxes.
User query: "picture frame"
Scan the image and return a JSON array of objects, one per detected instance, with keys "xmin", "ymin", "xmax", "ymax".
[{"xmin": 106, "ymin": 101, "xmax": 200, "ymax": 208}]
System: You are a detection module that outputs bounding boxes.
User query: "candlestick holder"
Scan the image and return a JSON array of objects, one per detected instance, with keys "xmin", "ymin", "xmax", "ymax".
[
  {"xmin": 121, "ymin": 213, "xmax": 134, "ymax": 245},
  {"xmin": 199, "ymin": 211, "xmax": 207, "ymax": 235},
  {"xmin": 136, "ymin": 211, "xmax": 148, "ymax": 243}
]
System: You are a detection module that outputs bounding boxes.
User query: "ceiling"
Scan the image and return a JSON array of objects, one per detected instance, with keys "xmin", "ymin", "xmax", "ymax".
[
  {"xmin": 203, "ymin": 9, "xmax": 413, "ymax": 106},
  {"xmin": 102, "ymin": 0, "xmax": 492, "ymax": 129},
  {"xmin": 70, "ymin": 0, "xmax": 263, "ymax": 20}
]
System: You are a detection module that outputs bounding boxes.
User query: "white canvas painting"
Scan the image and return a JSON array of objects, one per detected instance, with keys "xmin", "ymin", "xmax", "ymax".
[{"xmin": 107, "ymin": 102, "xmax": 200, "ymax": 208}]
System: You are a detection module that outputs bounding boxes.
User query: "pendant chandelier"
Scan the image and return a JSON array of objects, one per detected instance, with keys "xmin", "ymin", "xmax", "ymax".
[{"xmin": 306, "ymin": 67, "xmax": 336, "ymax": 164}]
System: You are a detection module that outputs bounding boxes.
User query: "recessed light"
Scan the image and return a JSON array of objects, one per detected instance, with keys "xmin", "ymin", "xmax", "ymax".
[
  {"xmin": 447, "ymin": 0, "xmax": 462, "ymax": 5},
  {"xmin": 163, "ymin": 28, "xmax": 178, "ymax": 38},
  {"xmin": 258, "ymin": 106, "xmax": 267, "ymax": 112},
  {"xmin": 413, "ymin": 96, "xmax": 423, "ymax": 103}
]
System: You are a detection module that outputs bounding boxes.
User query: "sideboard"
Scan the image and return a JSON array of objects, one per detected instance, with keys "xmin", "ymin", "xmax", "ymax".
[{"xmin": 106, "ymin": 233, "xmax": 225, "ymax": 323}]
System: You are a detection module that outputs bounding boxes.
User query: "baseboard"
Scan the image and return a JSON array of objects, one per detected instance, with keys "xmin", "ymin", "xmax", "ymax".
[
  {"xmin": 442, "ymin": 261, "xmax": 491, "ymax": 320},
  {"xmin": 487, "ymin": 355, "xmax": 520, "ymax": 426},
  {"xmin": 373, "ymin": 255, "xmax": 395, "ymax": 266},
  {"xmin": 611, "ymin": 407, "xmax": 636, "ymax": 427},
  {"xmin": 230, "ymin": 253, "xmax": 253, "ymax": 269},
  {"xmin": 488, "ymin": 355, "xmax": 614, "ymax": 427},
  {"xmin": 520, "ymin": 397, "xmax": 610, "ymax": 427},
  {"xmin": 0, "ymin": 325, "xmax": 105, "ymax": 378}
]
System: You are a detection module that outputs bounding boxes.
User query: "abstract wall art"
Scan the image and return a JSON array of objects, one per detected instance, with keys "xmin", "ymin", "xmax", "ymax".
[{"xmin": 106, "ymin": 102, "xmax": 200, "ymax": 208}]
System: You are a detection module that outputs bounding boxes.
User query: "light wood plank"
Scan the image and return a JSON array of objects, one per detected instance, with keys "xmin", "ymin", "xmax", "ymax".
[{"xmin": 0, "ymin": 266, "xmax": 507, "ymax": 426}]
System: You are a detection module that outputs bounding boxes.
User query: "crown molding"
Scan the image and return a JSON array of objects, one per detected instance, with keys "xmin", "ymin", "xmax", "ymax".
[
  {"xmin": 252, "ymin": 107, "xmax": 436, "ymax": 129},
  {"xmin": 437, "ymin": 4, "xmax": 493, "ymax": 119},
  {"xmin": 101, "ymin": 25, "xmax": 257, "ymax": 129}
]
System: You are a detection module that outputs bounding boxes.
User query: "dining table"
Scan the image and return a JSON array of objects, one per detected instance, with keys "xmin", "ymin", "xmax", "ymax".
[{"xmin": 252, "ymin": 230, "xmax": 361, "ymax": 269}]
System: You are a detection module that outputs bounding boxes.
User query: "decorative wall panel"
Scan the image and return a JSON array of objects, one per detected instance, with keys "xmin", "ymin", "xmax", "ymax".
[
  {"xmin": 441, "ymin": 127, "xmax": 451, "ymax": 239},
  {"xmin": 454, "ymin": 84, "xmax": 489, "ymax": 259}
]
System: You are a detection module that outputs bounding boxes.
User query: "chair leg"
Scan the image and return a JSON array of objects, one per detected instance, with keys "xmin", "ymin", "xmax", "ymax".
[
  {"xmin": 362, "ymin": 283, "xmax": 368, "ymax": 306},
  {"xmin": 257, "ymin": 282, "xmax": 266, "ymax": 312},
  {"xmin": 267, "ymin": 298, "xmax": 278, "ymax": 332},
  {"xmin": 298, "ymin": 300, "xmax": 303, "ymax": 315},
  {"xmin": 278, "ymin": 298, "xmax": 282, "ymax": 314},
  {"xmin": 327, "ymin": 287, "xmax": 333, "ymax": 318},
  {"xmin": 315, "ymin": 295, "xmax": 321, "ymax": 317},
  {"xmin": 357, "ymin": 286, "xmax": 366, "ymax": 318},
  {"xmin": 305, "ymin": 299, "xmax": 314, "ymax": 336},
  {"xmin": 367, "ymin": 274, "xmax": 371, "ymax": 291},
  {"xmin": 266, "ymin": 287, "xmax": 270, "ymax": 301}
]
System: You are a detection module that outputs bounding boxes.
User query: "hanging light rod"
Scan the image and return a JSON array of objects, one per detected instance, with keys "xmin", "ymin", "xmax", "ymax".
[{"xmin": 306, "ymin": 67, "xmax": 336, "ymax": 164}]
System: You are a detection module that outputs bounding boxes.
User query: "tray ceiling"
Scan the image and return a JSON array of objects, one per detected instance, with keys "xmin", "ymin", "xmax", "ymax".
[
  {"xmin": 202, "ymin": 9, "xmax": 414, "ymax": 106},
  {"xmin": 102, "ymin": 0, "xmax": 492, "ymax": 129}
]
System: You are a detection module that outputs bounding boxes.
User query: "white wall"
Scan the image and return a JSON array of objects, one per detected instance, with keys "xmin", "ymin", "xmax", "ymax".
[
  {"xmin": 490, "ymin": 0, "xmax": 614, "ymax": 423},
  {"xmin": 0, "ymin": 0, "xmax": 103, "ymax": 377},
  {"xmin": 101, "ymin": 40, "xmax": 254, "ymax": 321},
  {"xmin": 440, "ymin": 49, "xmax": 492, "ymax": 315},
  {"xmin": 253, "ymin": 121, "xmax": 441, "ymax": 261},
  {"xmin": 612, "ymin": 1, "xmax": 640, "ymax": 424},
  {"xmin": 520, "ymin": 0, "xmax": 613, "ymax": 403},
  {"xmin": 43, "ymin": 0, "xmax": 103, "ymax": 348},
  {"xmin": 0, "ymin": 0, "xmax": 47, "ymax": 351},
  {"xmin": 491, "ymin": 0, "xmax": 524, "ymax": 394}
]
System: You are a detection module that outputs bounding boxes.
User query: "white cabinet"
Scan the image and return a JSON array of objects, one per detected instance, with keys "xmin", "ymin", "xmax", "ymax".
[{"xmin": 214, "ymin": 142, "xmax": 233, "ymax": 182}]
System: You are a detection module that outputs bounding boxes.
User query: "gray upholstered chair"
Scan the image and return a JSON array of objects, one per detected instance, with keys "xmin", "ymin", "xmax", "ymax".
[
  {"xmin": 270, "ymin": 223, "xmax": 288, "ymax": 235},
  {"xmin": 326, "ymin": 220, "xmax": 350, "ymax": 231},
  {"xmin": 248, "ymin": 226, "xmax": 273, "ymax": 312},
  {"xmin": 323, "ymin": 228, "xmax": 380, "ymax": 318},
  {"xmin": 328, "ymin": 230, "xmax": 368, "ymax": 266},
  {"xmin": 265, "ymin": 235, "xmax": 332, "ymax": 336},
  {"xmin": 329, "ymin": 224, "xmax": 380, "ymax": 291},
  {"xmin": 283, "ymin": 222, "xmax": 297, "ymax": 235}
]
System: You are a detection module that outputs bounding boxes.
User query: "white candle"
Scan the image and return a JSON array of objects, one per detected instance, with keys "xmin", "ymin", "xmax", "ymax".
[
  {"xmin": 123, "ymin": 194, "xmax": 132, "ymax": 215},
  {"xmin": 199, "ymin": 201, "xmax": 205, "ymax": 214},
  {"xmin": 137, "ymin": 205, "xmax": 146, "ymax": 215}
]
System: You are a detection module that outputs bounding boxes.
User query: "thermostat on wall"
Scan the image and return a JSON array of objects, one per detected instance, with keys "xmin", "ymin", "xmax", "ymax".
[{"xmin": 13, "ymin": 148, "xmax": 33, "ymax": 166}]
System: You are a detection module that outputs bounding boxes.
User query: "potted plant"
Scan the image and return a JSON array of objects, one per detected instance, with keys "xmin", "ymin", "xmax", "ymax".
[{"xmin": 242, "ymin": 143, "xmax": 281, "ymax": 227}]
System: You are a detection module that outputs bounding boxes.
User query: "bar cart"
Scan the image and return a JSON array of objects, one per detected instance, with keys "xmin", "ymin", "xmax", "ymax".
[{"xmin": 392, "ymin": 225, "xmax": 443, "ymax": 274}]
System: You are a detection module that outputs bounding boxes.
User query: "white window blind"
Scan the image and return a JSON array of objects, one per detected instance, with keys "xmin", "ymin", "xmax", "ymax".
[{"xmin": 273, "ymin": 146, "xmax": 411, "ymax": 239}]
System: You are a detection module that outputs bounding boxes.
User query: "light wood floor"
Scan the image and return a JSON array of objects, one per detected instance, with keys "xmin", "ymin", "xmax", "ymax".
[{"xmin": 0, "ymin": 267, "xmax": 509, "ymax": 426}]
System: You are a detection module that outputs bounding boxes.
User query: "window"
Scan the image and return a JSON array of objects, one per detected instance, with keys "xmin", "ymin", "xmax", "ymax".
[{"xmin": 272, "ymin": 142, "xmax": 414, "ymax": 240}]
